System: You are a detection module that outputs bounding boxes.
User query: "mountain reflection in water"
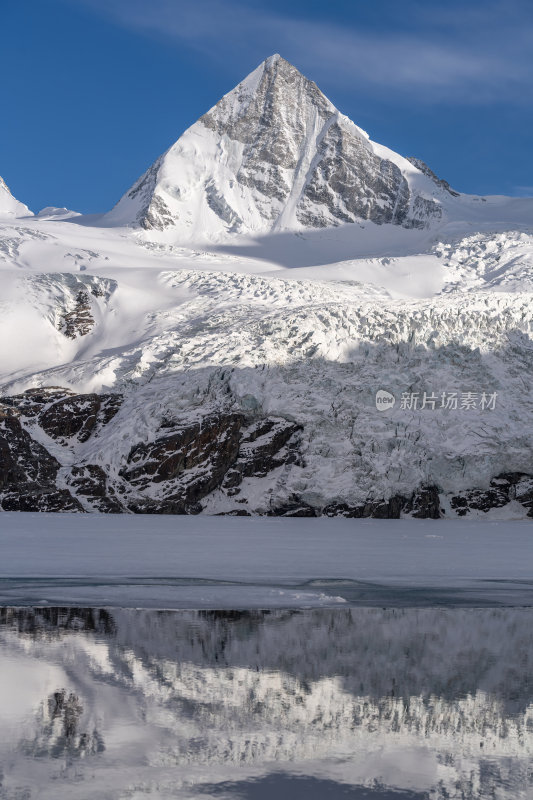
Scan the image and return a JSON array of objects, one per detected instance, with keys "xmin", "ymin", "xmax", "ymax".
[{"xmin": 0, "ymin": 607, "xmax": 532, "ymax": 799}]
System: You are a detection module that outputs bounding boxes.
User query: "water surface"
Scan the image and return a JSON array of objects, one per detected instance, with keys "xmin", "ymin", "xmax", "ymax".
[{"xmin": 1, "ymin": 607, "xmax": 532, "ymax": 799}]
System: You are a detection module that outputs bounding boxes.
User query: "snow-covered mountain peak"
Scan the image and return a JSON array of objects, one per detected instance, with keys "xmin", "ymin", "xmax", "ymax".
[
  {"xmin": 104, "ymin": 56, "xmax": 449, "ymax": 240},
  {"xmin": 0, "ymin": 176, "xmax": 32, "ymax": 218},
  {"xmin": 200, "ymin": 53, "xmax": 336, "ymax": 129}
]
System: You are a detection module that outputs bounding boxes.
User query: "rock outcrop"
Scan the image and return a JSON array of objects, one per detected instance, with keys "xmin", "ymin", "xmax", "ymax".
[
  {"xmin": 323, "ymin": 485, "xmax": 442, "ymax": 520},
  {"xmin": 121, "ymin": 413, "xmax": 302, "ymax": 514},
  {"xmin": 451, "ymin": 473, "xmax": 533, "ymax": 517},
  {"xmin": 0, "ymin": 389, "xmax": 304, "ymax": 515},
  {"xmin": 61, "ymin": 289, "xmax": 95, "ymax": 338},
  {"xmin": 0, "ymin": 410, "xmax": 82, "ymax": 511},
  {"xmin": 1, "ymin": 388, "xmax": 532, "ymax": 518}
]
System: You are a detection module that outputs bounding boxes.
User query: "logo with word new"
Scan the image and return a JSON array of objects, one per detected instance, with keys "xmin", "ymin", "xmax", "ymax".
[{"xmin": 375, "ymin": 390, "xmax": 396, "ymax": 411}]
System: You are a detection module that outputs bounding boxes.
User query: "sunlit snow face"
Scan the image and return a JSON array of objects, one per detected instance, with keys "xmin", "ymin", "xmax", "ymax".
[{"xmin": 0, "ymin": 607, "xmax": 531, "ymax": 800}]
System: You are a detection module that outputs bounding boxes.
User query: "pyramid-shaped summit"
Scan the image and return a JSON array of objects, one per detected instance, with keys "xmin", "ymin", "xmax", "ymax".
[{"xmin": 105, "ymin": 55, "xmax": 451, "ymax": 239}]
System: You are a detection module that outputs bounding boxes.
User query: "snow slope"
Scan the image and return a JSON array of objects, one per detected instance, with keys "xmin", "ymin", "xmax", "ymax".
[{"xmin": 0, "ymin": 175, "xmax": 32, "ymax": 218}]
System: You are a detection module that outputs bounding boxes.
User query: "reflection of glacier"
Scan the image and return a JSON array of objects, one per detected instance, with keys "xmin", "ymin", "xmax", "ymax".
[{"xmin": 1, "ymin": 608, "xmax": 532, "ymax": 799}]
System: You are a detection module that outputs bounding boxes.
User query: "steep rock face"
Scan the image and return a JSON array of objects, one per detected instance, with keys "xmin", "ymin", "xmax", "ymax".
[
  {"xmin": 121, "ymin": 413, "xmax": 302, "ymax": 514},
  {"xmin": 2, "ymin": 388, "xmax": 122, "ymax": 444},
  {"xmin": 41, "ymin": 273, "xmax": 116, "ymax": 340},
  {"xmin": 0, "ymin": 411, "xmax": 82, "ymax": 511},
  {"xmin": 0, "ymin": 390, "xmax": 305, "ymax": 514},
  {"xmin": 122, "ymin": 412, "xmax": 245, "ymax": 513},
  {"xmin": 2, "ymin": 387, "xmax": 533, "ymax": 517},
  {"xmin": 0, "ymin": 388, "xmax": 121, "ymax": 512},
  {"xmin": 66, "ymin": 464, "xmax": 123, "ymax": 513},
  {"xmin": 38, "ymin": 393, "xmax": 122, "ymax": 443},
  {"xmin": 105, "ymin": 55, "xmax": 446, "ymax": 237},
  {"xmin": 61, "ymin": 289, "xmax": 96, "ymax": 338},
  {"xmin": 296, "ymin": 119, "xmax": 411, "ymax": 228},
  {"xmin": 223, "ymin": 418, "xmax": 302, "ymax": 487}
]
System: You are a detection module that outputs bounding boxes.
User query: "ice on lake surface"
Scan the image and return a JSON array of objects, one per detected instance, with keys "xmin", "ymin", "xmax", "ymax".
[
  {"xmin": 1, "ymin": 514, "xmax": 533, "ymax": 607},
  {"xmin": 0, "ymin": 606, "xmax": 532, "ymax": 799}
]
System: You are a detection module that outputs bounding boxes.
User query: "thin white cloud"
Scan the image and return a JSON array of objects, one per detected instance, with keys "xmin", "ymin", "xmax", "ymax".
[
  {"xmin": 74, "ymin": 0, "xmax": 533, "ymax": 104},
  {"xmin": 512, "ymin": 186, "xmax": 533, "ymax": 197}
]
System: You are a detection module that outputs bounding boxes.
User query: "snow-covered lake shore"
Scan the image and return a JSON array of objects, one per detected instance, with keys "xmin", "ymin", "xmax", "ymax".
[{"xmin": 1, "ymin": 513, "xmax": 532, "ymax": 608}]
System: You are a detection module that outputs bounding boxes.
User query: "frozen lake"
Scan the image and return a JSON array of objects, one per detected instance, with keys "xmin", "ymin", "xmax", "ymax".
[
  {"xmin": 1, "ymin": 606, "xmax": 532, "ymax": 799},
  {"xmin": 1, "ymin": 515, "xmax": 532, "ymax": 797},
  {"xmin": 0, "ymin": 513, "xmax": 532, "ymax": 607}
]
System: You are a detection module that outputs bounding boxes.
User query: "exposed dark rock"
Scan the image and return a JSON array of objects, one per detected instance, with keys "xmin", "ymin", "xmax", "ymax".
[
  {"xmin": 0, "ymin": 386, "xmax": 75, "ymax": 417},
  {"xmin": 67, "ymin": 464, "xmax": 124, "ymax": 513},
  {"xmin": 449, "ymin": 472, "xmax": 533, "ymax": 516},
  {"xmin": 223, "ymin": 417, "xmax": 302, "ymax": 486},
  {"xmin": 323, "ymin": 486, "xmax": 443, "ymax": 519},
  {"xmin": 322, "ymin": 501, "xmax": 365, "ymax": 518},
  {"xmin": 0, "ymin": 413, "xmax": 82, "ymax": 511},
  {"xmin": 125, "ymin": 496, "xmax": 205, "ymax": 515},
  {"xmin": 370, "ymin": 495, "xmax": 406, "ymax": 519},
  {"xmin": 1, "ymin": 386, "xmax": 533, "ymax": 518},
  {"xmin": 120, "ymin": 413, "xmax": 303, "ymax": 513},
  {"xmin": 38, "ymin": 393, "xmax": 122, "ymax": 443},
  {"xmin": 1, "ymin": 389, "xmax": 122, "ymax": 444},
  {"xmin": 1, "ymin": 488, "xmax": 83, "ymax": 512},
  {"xmin": 451, "ymin": 487, "xmax": 510, "ymax": 516},
  {"xmin": 322, "ymin": 495, "xmax": 405, "ymax": 519},
  {"xmin": 405, "ymin": 485, "xmax": 442, "ymax": 519},
  {"xmin": 120, "ymin": 412, "xmax": 245, "ymax": 513},
  {"xmin": 216, "ymin": 509, "xmax": 252, "ymax": 516},
  {"xmin": 267, "ymin": 495, "xmax": 318, "ymax": 517},
  {"xmin": 61, "ymin": 289, "xmax": 94, "ymax": 338},
  {"xmin": 407, "ymin": 157, "xmax": 460, "ymax": 197},
  {"xmin": 121, "ymin": 413, "xmax": 244, "ymax": 510}
]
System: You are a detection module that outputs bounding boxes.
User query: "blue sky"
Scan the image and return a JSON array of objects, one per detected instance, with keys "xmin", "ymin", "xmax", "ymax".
[{"xmin": 2, "ymin": 0, "xmax": 532, "ymax": 213}]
